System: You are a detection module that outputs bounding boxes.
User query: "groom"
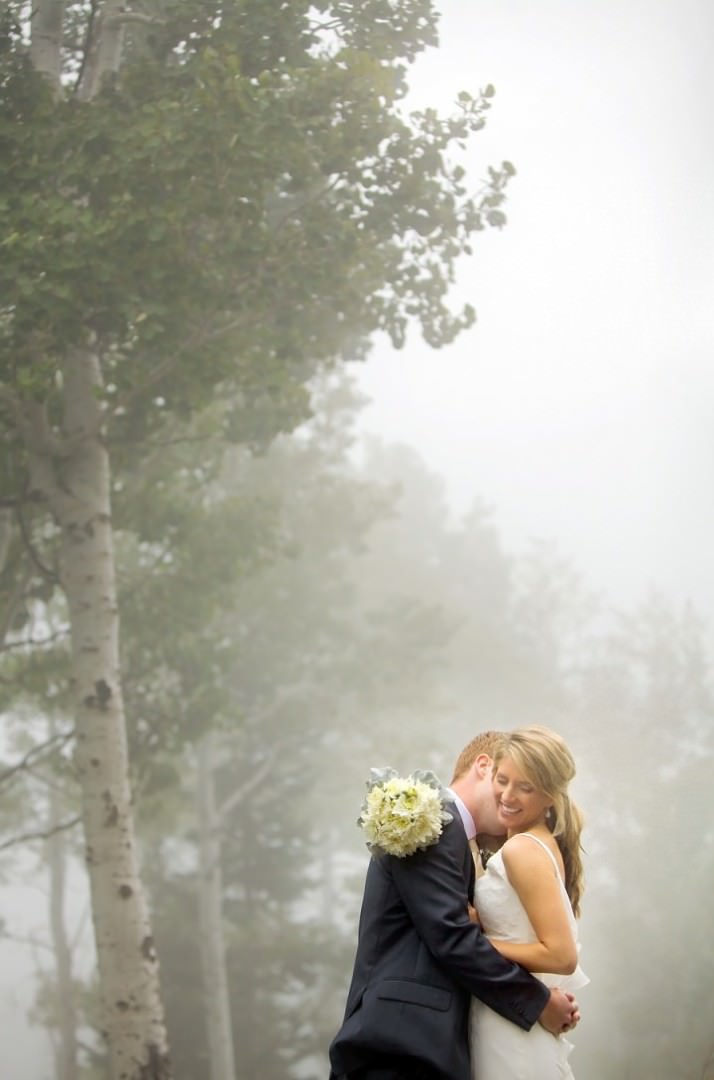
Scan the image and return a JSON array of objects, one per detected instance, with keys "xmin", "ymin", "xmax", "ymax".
[{"xmin": 328, "ymin": 731, "xmax": 579, "ymax": 1080}]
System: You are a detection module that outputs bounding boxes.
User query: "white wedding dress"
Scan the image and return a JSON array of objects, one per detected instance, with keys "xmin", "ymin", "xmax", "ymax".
[{"xmin": 469, "ymin": 833, "xmax": 589, "ymax": 1080}]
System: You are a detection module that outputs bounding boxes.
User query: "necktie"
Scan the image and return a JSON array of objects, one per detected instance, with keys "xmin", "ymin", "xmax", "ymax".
[{"xmin": 466, "ymin": 838, "xmax": 479, "ymax": 902}]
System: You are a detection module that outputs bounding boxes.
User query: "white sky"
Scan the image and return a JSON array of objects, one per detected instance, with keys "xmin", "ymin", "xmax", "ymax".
[{"xmin": 353, "ymin": 0, "xmax": 714, "ymax": 614}]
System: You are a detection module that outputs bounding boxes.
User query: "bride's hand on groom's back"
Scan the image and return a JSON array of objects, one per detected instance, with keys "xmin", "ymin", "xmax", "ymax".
[{"xmin": 538, "ymin": 988, "xmax": 580, "ymax": 1037}]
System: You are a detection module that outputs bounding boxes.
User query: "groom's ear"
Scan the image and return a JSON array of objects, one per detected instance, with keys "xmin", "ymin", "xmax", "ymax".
[{"xmin": 473, "ymin": 753, "xmax": 493, "ymax": 780}]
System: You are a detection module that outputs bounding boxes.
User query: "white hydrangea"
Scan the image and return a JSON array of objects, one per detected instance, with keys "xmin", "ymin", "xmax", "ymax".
[{"xmin": 358, "ymin": 770, "xmax": 453, "ymax": 858}]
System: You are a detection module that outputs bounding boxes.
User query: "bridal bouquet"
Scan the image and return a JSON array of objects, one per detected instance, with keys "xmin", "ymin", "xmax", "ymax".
[{"xmin": 358, "ymin": 767, "xmax": 454, "ymax": 858}]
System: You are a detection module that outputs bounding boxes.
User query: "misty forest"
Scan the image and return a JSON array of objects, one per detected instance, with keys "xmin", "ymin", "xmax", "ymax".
[{"xmin": 0, "ymin": 1, "xmax": 712, "ymax": 1079}]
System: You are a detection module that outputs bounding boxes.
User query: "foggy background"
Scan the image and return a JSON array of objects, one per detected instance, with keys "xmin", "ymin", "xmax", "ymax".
[
  {"xmin": 1, "ymin": 1, "xmax": 713, "ymax": 1078},
  {"xmin": 357, "ymin": 0, "xmax": 714, "ymax": 616}
]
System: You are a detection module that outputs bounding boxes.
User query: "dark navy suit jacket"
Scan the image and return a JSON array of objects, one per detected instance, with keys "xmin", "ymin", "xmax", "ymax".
[{"xmin": 328, "ymin": 813, "xmax": 549, "ymax": 1080}]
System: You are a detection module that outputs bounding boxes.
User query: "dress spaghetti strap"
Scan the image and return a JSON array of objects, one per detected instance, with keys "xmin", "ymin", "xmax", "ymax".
[{"xmin": 518, "ymin": 831, "xmax": 565, "ymax": 883}]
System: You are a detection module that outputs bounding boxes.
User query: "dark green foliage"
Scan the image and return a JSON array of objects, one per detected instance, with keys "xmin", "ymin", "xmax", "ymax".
[{"xmin": 0, "ymin": 0, "xmax": 512, "ymax": 446}]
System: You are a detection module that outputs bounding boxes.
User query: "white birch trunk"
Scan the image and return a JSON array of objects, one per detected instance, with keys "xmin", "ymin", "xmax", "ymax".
[
  {"xmin": 29, "ymin": 0, "xmax": 126, "ymax": 100},
  {"xmin": 197, "ymin": 732, "xmax": 237, "ymax": 1080},
  {"xmin": 46, "ymin": 728, "xmax": 79, "ymax": 1080},
  {"xmin": 27, "ymin": 349, "xmax": 171, "ymax": 1080},
  {"xmin": 29, "ymin": 0, "xmax": 65, "ymax": 93},
  {"xmin": 77, "ymin": 0, "xmax": 127, "ymax": 102},
  {"xmin": 22, "ymin": 8, "xmax": 171, "ymax": 1076}
]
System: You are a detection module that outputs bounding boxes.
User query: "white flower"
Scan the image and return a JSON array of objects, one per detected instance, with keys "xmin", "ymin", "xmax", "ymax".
[{"xmin": 358, "ymin": 767, "xmax": 454, "ymax": 858}]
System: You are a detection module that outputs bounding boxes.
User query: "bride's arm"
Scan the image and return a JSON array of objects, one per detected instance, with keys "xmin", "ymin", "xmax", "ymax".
[{"xmin": 488, "ymin": 836, "xmax": 578, "ymax": 975}]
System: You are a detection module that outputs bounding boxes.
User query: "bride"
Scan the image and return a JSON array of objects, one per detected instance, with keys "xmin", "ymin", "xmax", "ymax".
[{"xmin": 469, "ymin": 726, "xmax": 589, "ymax": 1080}]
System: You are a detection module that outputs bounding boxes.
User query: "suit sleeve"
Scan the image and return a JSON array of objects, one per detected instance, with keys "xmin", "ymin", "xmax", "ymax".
[{"xmin": 389, "ymin": 818, "xmax": 550, "ymax": 1030}]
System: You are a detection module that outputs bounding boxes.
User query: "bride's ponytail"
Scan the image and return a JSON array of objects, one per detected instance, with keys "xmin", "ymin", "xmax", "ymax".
[{"xmin": 551, "ymin": 793, "xmax": 585, "ymax": 918}]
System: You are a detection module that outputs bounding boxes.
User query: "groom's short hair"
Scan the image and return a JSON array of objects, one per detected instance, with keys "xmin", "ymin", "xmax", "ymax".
[{"xmin": 451, "ymin": 730, "xmax": 503, "ymax": 782}]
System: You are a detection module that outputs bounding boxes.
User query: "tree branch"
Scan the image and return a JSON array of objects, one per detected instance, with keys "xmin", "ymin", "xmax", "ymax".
[
  {"xmin": 22, "ymin": 398, "xmax": 67, "ymax": 458},
  {"xmin": 217, "ymin": 750, "xmax": 274, "ymax": 824},
  {"xmin": 1, "ymin": 381, "xmax": 105, "ymax": 464},
  {"xmin": 105, "ymin": 11, "xmax": 166, "ymax": 28},
  {"xmin": 0, "ymin": 729, "xmax": 75, "ymax": 787},
  {"xmin": 107, "ymin": 356, "xmax": 179, "ymax": 421},
  {"xmin": 0, "ymin": 626, "xmax": 69, "ymax": 654},
  {"xmin": 16, "ymin": 503, "xmax": 60, "ymax": 584},
  {"xmin": 0, "ymin": 563, "xmax": 33, "ymax": 651},
  {"xmin": 0, "ymin": 930, "xmax": 55, "ymax": 954},
  {"xmin": 0, "ymin": 815, "xmax": 81, "ymax": 852}
]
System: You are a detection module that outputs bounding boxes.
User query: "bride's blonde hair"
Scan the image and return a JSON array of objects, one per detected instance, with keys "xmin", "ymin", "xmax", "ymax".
[{"xmin": 493, "ymin": 725, "xmax": 585, "ymax": 917}]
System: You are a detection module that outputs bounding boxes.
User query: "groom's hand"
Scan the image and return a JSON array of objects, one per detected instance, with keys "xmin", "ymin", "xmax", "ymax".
[{"xmin": 538, "ymin": 989, "xmax": 580, "ymax": 1036}]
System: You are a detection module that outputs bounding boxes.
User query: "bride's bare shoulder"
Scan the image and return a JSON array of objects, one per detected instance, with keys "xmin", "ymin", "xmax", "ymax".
[{"xmin": 501, "ymin": 832, "xmax": 555, "ymax": 872}]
